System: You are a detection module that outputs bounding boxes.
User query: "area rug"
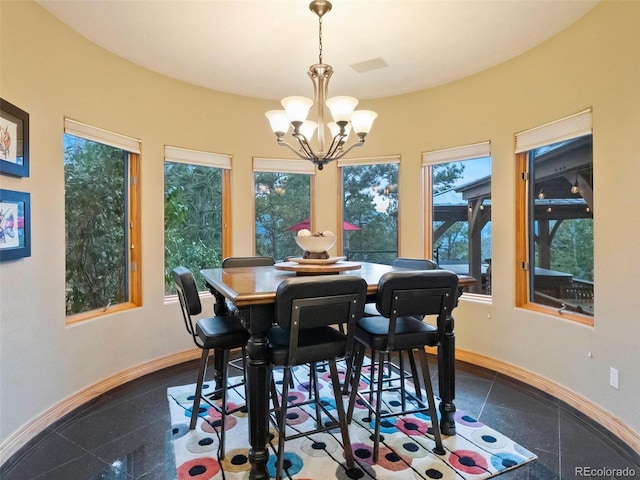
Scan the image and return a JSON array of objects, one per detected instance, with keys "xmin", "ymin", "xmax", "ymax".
[{"xmin": 168, "ymin": 363, "xmax": 536, "ymax": 479}]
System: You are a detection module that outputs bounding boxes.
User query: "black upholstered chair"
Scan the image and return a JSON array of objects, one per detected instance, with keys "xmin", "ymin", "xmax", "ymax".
[
  {"xmin": 222, "ymin": 256, "xmax": 275, "ymax": 268},
  {"xmin": 268, "ymin": 275, "xmax": 367, "ymax": 480},
  {"xmin": 346, "ymin": 269, "xmax": 459, "ymax": 462},
  {"xmin": 173, "ymin": 267, "xmax": 250, "ymax": 459},
  {"xmin": 354, "ymin": 257, "xmax": 440, "ymax": 396}
]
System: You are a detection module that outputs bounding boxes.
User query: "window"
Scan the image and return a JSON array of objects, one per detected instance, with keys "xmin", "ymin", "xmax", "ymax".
[
  {"xmin": 164, "ymin": 146, "xmax": 231, "ymax": 294},
  {"xmin": 253, "ymin": 158, "xmax": 314, "ymax": 260},
  {"xmin": 516, "ymin": 110, "xmax": 594, "ymax": 323},
  {"xmin": 423, "ymin": 142, "xmax": 492, "ymax": 294},
  {"xmin": 339, "ymin": 156, "xmax": 399, "ymax": 264},
  {"xmin": 64, "ymin": 119, "xmax": 141, "ymax": 321}
]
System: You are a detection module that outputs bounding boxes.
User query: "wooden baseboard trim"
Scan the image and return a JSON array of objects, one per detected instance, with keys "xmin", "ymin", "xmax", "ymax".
[
  {"xmin": 3, "ymin": 347, "xmax": 638, "ymax": 465},
  {"xmin": 0, "ymin": 349, "xmax": 200, "ymax": 466},
  {"xmin": 455, "ymin": 349, "xmax": 640, "ymax": 455}
]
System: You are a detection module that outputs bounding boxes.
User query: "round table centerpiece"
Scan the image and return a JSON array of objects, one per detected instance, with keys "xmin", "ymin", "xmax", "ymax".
[{"xmin": 295, "ymin": 229, "xmax": 336, "ymax": 260}]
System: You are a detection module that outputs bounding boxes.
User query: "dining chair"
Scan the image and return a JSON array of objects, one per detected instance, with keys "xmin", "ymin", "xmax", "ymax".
[
  {"xmin": 268, "ymin": 275, "xmax": 367, "ymax": 480},
  {"xmin": 221, "ymin": 256, "xmax": 275, "ymax": 268},
  {"xmin": 350, "ymin": 257, "xmax": 440, "ymax": 397},
  {"xmin": 172, "ymin": 266, "xmax": 250, "ymax": 459},
  {"xmin": 346, "ymin": 269, "xmax": 459, "ymax": 462}
]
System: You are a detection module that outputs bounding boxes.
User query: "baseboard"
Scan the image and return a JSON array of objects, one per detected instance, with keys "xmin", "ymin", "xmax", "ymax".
[
  {"xmin": 455, "ymin": 349, "xmax": 640, "ymax": 455},
  {"xmin": 3, "ymin": 347, "xmax": 638, "ymax": 466},
  {"xmin": 0, "ymin": 348, "xmax": 200, "ymax": 466}
]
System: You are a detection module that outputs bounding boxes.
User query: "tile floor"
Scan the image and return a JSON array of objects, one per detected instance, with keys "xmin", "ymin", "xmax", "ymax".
[{"xmin": 2, "ymin": 357, "xmax": 638, "ymax": 480}]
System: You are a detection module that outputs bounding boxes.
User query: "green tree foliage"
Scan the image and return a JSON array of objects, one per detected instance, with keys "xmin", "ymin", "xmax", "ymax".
[
  {"xmin": 64, "ymin": 136, "xmax": 126, "ymax": 315},
  {"xmin": 343, "ymin": 163, "xmax": 398, "ymax": 264},
  {"xmin": 549, "ymin": 218, "xmax": 594, "ymax": 281},
  {"xmin": 255, "ymin": 172, "xmax": 311, "ymax": 259},
  {"xmin": 164, "ymin": 162, "xmax": 223, "ymax": 293}
]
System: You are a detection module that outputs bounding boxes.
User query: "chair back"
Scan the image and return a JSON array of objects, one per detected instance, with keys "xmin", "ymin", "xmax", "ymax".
[
  {"xmin": 274, "ymin": 275, "xmax": 367, "ymax": 363},
  {"xmin": 376, "ymin": 270, "xmax": 459, "ymax": 347},
  {"xmin": 172, "ymin": 266, "xmax": 203, "ymax": 347},
  {"xmin": 392, "ymin": 257, "xmax": 438, "ymax": 270},
  {"xmin": 222, "ymin": 256, "xmax": 275, "ymax": 268}
]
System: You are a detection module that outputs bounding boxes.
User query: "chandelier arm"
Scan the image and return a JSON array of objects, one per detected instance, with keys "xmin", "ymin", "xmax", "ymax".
[
  {"xmin": 329, "ymin": 139, "xmax": 365, "ymax": 161},
  {"xmin": 277, "ymin": 138, "xmax": 318, "ymax": 161},
  {"xmin": 324, "ymin": 134, "xmax": 347, "ymax": 159},
  {"xmin": 292, "ymin": 133, "xmax": 319, "ymax": 160}
]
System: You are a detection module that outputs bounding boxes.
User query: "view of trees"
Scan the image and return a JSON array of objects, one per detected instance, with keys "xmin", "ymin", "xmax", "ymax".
[
  {"xmin": 255, "ymin": 172, "xmax": 311, "ymax": 260},
  {"xmin": 342, "ymin": 163, "xmax": 399, "ymax": 264},
  {"xmin": 64, "ymin": 135, "xmax": 127, "ymax": 315},
  {"xmin": 164, "ymin": 162, "xmax": 223, "ymax": 293}
]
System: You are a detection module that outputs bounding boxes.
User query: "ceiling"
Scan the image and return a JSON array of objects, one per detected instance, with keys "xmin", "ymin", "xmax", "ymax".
[{"xmin": 37, "ymin": 0, "xmax": 599, "ymax": 101}]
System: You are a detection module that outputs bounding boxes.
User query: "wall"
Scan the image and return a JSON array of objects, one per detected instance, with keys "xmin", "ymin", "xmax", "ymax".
[{"xmin": 1, "ymin": 0, "xmax": 638, "ymax": 459}]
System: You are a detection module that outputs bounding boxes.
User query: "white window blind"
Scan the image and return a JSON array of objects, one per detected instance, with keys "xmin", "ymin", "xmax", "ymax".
[
  {"xmin": 64, "ymin": 118, "xmax": 141, "ymax": 154},
  {"xmin": 165, "ymin": 146, "xmax": 231, "ymax": 169},
  {"xmin": 337, "ymin": 155, "xmax": 400, "ymax": 167},
  {"xmin": 515, "ymin": 109, "xmax": 592, "ymax": 153},
  {"xmin": 422, "ymin": 141, "xmax": 490, "ymax": 166},
  {"xmin": 253, "ymin": 157, "xmax": 316, "ymax": 174}
]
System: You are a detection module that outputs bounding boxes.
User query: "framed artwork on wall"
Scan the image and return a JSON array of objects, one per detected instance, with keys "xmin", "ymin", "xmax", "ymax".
[
  {"xmin": 0, "ymin": 98, "xmax": 30, "ymax": 177},
  {"xmin": 0, "ymin": 189, "xmax": 31, "ymax": 261}
]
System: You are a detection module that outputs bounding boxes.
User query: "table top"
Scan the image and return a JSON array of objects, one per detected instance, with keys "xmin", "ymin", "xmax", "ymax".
[
  {"xmin": 201, "ymin": 262, "xmax": 476, "ymax": 307},
  {"xmin": 274, "ymin": 260, "xmax": 362, "ymax": 275}
]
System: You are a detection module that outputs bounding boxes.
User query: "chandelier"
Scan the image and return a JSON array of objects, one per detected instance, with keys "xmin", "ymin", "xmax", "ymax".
[{"xmin": 265, "ymin": 0, "xmax": 377, "ymax": 170}]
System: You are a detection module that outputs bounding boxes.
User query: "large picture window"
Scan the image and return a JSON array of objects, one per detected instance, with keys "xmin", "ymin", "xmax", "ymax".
[
  {"xmin": 423, "ymin": 142, "xmax": 492, "ymax": 295},
  {"xmin": 164, "ymin": 146, "xmax": 230, "ymax": 294},
  {"xmin": 516, "ymin": 110, "xmax": 594, "ymax": 323},
  {"xmin": 339, "ymin": 157, "xmax": 399, "ymax": 264},
  {"xmin": 64, "ymin": 119, "xmax": 141, "ymax": 321},
  {"xmin": 253, "ymin": 158, "xmax": 314, "ymax": 260}
]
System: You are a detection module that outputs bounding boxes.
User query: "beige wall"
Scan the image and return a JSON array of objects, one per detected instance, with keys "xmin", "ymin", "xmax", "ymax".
[{"xmin": 1, "ymin": 0, "xmax": 639, "ymax": 459}]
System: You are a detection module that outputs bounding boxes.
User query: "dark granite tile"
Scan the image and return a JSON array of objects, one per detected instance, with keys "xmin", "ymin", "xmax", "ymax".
[
  {"xmin": 479, "ymin": 403, "xmax": 559, "ymax": 455},
  {"xmin": 0, "ymin": 429, "xmax": 90, "ymax": 480},
  {"xmin": 486, "ymin": 376, "xmax": 559, "ymax": 419}
]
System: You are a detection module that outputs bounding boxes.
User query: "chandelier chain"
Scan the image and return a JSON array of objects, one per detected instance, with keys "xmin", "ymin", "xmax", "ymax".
[{"xmin": 318, "ymin": 16, "xmax": 323, "ymax": 64}]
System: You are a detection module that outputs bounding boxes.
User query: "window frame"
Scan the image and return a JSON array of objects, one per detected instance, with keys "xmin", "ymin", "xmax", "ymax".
[
  {"xmin": 63, "ymin": 119, "xmax": 142, "ymax": 324},
  {"xmin": 163, "ymin": 146, "xmax": 232, "ymax": 296},
  {"xmin": 515, "ymin": 110, "xmax": 594, "ymax": 326},
  {"xmin": 422, "ymin": 142, "xmax": 492, "ymax": 298}
]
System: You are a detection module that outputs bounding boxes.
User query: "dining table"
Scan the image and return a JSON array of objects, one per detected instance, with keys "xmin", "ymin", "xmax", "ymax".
[{"xmin": 201, "ymin": 261, "xmax": 475, "ymax": 480}]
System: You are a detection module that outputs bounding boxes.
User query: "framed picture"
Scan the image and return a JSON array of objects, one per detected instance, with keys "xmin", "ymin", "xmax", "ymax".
[
  {"xmin": 0, "ymin": 98, "xmax": 29, "ymax": 177},
  {"xmin": 0, "ymin": 189, "xmax": 31, "ymax": 261}
]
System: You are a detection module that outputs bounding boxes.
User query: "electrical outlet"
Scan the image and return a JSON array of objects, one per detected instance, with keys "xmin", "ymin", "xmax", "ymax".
[{"xmin": 609, "ymin": 367, "xmax": 619, "ymax": 389}]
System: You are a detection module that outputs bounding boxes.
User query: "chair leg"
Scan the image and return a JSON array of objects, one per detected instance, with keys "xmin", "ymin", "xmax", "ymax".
[
  {"xmin": 372, "ymin": 351, "xmax": 387, "ymax": 463},
  {"xmin": 310, "ymin": 362, "xmax": 323, "ymax": 430},
  {"xmin": 276, "ymin": 367, "xmax": 292, "ymax": 480},
  {"xmin": 417, "ymin": 350, "xmax": 445, "ymax": 455},
  {"xmin": 329, "ymin": 359, "xmax": 354, "ymax": 469},
  {"xmin": 347, "ymin": 344, "xmax": 366, "ymax": 423},
  {"xmin": 190, "ymin": 348, "xmax": 210, "ymax": 430},
  {"xmin": 407, "ymin": 349, "xmax": 423, "ymax": 400},
  {"xmin": 218, "ymin": 349, "xmax": 230, "ymax": 460},
  {"xmin": 398, "ymin": 352, "xmax": 407, "ymax": 411}
]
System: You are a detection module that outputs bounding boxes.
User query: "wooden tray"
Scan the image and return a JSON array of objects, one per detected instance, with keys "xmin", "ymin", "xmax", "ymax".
[{"xmin": 274, "ymin": 261, "xmax": 361, "ymax": 275}]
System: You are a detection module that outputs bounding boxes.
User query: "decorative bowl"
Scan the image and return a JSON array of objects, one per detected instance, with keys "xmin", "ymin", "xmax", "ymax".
[{"xmin": 295, "ymin": 233, "xmax": 336, "ymax": 254}]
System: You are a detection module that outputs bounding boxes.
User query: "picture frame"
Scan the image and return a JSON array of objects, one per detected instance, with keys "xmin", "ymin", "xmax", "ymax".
[
  {"xmin": 0, "ymin": 98, "xmax": 30, "ymax": 177},
  {"xmin": 0, "ymin": 189, "xmax": 31, "ymax": 261}
]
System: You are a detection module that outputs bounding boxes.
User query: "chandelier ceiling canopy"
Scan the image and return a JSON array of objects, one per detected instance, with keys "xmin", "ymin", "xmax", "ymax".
[{"xmin": 265, "ymin": 0, "xmax": 377, "ymax": 170}]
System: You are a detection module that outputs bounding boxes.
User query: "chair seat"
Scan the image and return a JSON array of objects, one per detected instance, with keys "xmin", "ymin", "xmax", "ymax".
[
  {"xmin": 355, "ymin": 315, "xmax": 437, "ymax": 351},
  {"xmin": 268, "ymin": 326, "xmax": 347, "ymax": 366},
  {"xmin": 196, "ymin": 316, "xmax": 249, "ymax": 349}
]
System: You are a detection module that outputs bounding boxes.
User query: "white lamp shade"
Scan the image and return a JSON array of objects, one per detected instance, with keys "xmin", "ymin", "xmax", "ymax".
[
  {"xmin": 328, "ymin": 121, "xmax": 351, "ymax": 140},
  {"xmin": 350, "ymin": 110, "xmax": 378, "ymax": 135},
  {"xmin": 265, "ymin": 110, "xmax": 290, "ymax": 134},
  {"xmin": 299, "ymin": 120, "xmax": 318, "ymax": 141},
  {"xmin": 281, "ymin": 96, "xmax": 313, "ymax": 122},
  {"xmin": 326, "ymin": 96, "xmax": 359, "ymax": 122}
]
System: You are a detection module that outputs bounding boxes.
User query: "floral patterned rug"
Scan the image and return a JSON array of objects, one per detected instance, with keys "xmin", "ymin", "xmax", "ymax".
[{"xmin": 168, "ymin": 363, "xmax": 536, "ymax": 479}]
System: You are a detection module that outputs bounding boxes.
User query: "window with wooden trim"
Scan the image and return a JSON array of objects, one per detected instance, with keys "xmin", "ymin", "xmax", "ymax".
[
  {"xmin": 515, "ymin": 110, "xmax": 594, "ymax": 324},
  {"xmin": 164, "ymin": 146, "xmax": 231, "ymax": 294},
  {"xmin": 64, "ymin": 119, "xmax": 141, "ymax": 321},
  {"xmin": 253, "ymin": 158, "xmax": 314, "ymax": 260},
  {"xmin": 423, "ymin": 142, "xmax": 492, "ymax": 295},
  {"xmin": 338, "ymin": 156, "xmax": 400, "ymax": 264}
]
